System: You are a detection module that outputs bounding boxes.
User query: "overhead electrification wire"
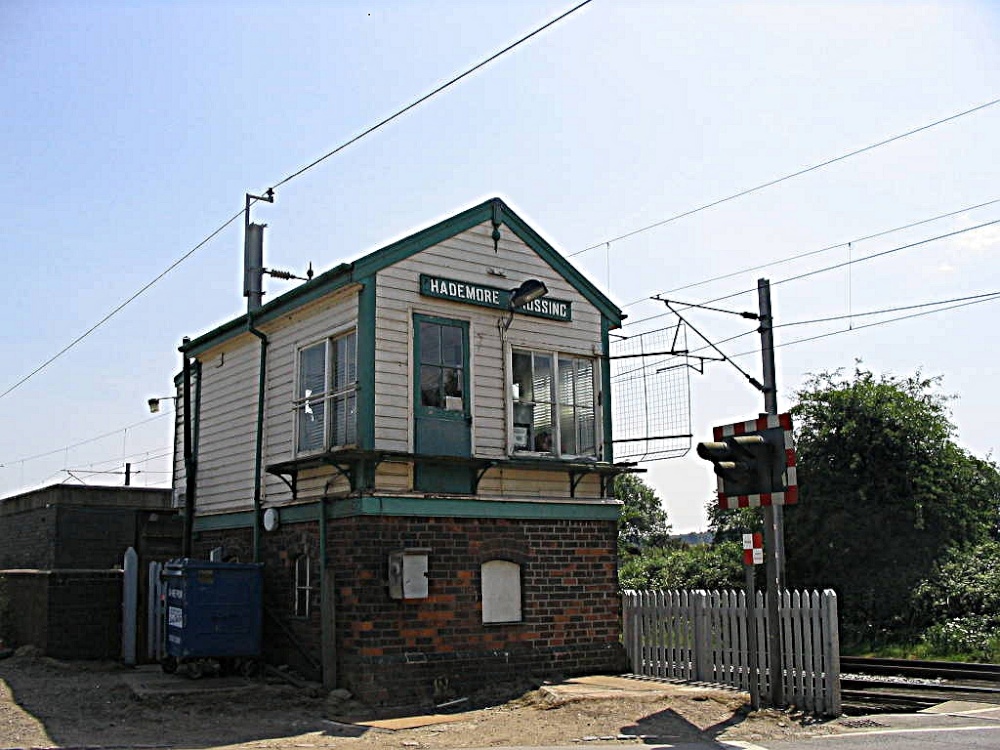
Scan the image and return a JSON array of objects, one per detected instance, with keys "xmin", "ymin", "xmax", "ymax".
[
  {"xmin": 611, "ymin": 291, "xmax": 1000, "ymax": 383},
  {"xmin": 574, "ymin": 97, "xmax": 1000, "ymax": 258},
  {"xmin": 0, "ymin": 210, "xmax": 244, "ymax": 402},
  {"xmin": 644, "ymin": 197, "xmax": 1000, "ymax": 301},
  {"xmin": 271, "ymin": 1, "xmax": 593, "ymax": 190},
  {"xmin": 0, "ymin": 1, "xmax": 593, "ymax": 405},
  {"xmin": 728, "ymin": 292, "xmax": 1000, "ymax": 359},
  {"xmin": 622, "ymin": 217, "xmax": 1000, "ymax": 329},
  {"xmin": 0, "ymin": 413, "xmax": 168, "ymax": 468}
]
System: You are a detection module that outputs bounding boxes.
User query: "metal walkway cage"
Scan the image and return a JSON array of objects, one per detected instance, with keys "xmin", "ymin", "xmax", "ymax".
[{"xmin": 622, "ymin": 589, "xmax": 841, "ymax": 716}]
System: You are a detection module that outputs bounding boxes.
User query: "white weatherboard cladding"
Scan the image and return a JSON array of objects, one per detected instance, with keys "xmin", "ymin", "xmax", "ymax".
[
  {"xmin": 183, "ymin": 291, "xmax": 360, "ymax": 514},
  {"xmin": 477, "ymin": 468, "xmax": 601, "ymax": 499},
  {"xmin": 189, "ymin": 334, "xmax": 262, "ymax": 515},
  {"xmin": 374, "ymin": 221, "xmax": 604, "ymax": 458},
  {"xmin": 260, "ymin": 290, "xmax": 360, "ymax": 505}
]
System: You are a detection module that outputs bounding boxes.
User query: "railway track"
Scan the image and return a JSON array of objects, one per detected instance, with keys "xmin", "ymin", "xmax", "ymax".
[{"xmin": 839, "ymin": 656, "xmax": 1000, "ymax": 713}]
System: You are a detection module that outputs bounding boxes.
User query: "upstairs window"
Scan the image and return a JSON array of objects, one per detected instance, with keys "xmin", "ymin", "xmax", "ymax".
[
  {"xmin": 511, "ymin": 349, "xmax": 597, "ymax": 457},
  {"xmin": 295, "ymin": 331, "xmax": 357, "ymax": 454}
]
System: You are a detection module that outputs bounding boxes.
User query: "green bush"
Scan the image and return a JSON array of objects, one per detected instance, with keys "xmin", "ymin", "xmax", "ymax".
[{"xmin": 921, "ymin": 618, "xmax": 1000, "ymax": 662}]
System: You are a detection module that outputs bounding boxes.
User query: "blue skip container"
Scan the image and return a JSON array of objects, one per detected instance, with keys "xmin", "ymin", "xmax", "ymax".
[{"xmin": 161, "ymin": 558, "xmax": 263, "ymax": 677}]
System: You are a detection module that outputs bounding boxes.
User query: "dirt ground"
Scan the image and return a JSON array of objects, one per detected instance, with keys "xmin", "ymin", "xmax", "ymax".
[{"xmin": 0, "ymin": 650, "xmax": 841, "ymax": 749}]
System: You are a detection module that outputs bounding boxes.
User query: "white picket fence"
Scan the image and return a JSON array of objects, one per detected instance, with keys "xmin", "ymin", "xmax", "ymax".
[{"xmin": 622, "ymin": 589, "xmax": 841, "ymax": 716}]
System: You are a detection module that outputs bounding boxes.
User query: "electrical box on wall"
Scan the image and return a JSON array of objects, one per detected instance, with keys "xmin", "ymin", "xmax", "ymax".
[{"xmin": 388, "ymin": 548, "xmax": 430, "ymax": 600}]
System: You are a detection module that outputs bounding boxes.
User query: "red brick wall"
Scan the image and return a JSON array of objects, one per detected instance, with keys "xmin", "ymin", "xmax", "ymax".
[
  {"xmin": 330, "ymin": 515, "xmax": 623, "ymax": 705},
  {"xmin": 196, "ymin": 514, "xmax": 624, "ymax": 706}
]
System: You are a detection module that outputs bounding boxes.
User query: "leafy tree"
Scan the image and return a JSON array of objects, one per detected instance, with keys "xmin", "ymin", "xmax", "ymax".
[
  {"xmin": 784, "ymin": 367, "xmax": 1000, "ymax": 641},
  {"xmin": 614, "ymin": 474, "xmax": 672, "ymax": 555},
  {"xmin": 614, "ymin": 474, "xmax": 745, "ymax": 590},
  {"xmin": 619, "ymin": 540, "xmax": 744, "ymax": 590}
]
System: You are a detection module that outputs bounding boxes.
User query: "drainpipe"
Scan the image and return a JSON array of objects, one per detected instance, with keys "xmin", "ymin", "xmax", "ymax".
[
  {"xmin": 181, "ymin": 337, "xmax": 197, "ymax": 558},
  {"xmin": 248, "ymin": 318, "xmax": 268, "ymax": 564}
]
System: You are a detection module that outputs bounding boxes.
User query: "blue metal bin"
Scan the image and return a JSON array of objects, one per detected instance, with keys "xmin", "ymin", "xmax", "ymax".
[{"xmin": 161, "ymin": 559, "xmax": 263, "ymax": 676}]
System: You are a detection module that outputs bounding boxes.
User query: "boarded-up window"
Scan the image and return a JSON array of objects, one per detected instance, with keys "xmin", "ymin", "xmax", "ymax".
[{"xmin": 481, "ymin": 560, "xmax": 522, "ymax": 623}]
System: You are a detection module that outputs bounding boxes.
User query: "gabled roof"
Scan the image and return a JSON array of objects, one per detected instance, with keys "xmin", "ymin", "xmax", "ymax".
[{"xmin": 183, "ymin": 198, "xmax": 623, "ymax": 356}]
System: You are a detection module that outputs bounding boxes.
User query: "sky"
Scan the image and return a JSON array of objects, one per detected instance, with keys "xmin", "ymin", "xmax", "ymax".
[{"xmin": 1, "ymin": 0, "xmax": 998, "ymax": 532}]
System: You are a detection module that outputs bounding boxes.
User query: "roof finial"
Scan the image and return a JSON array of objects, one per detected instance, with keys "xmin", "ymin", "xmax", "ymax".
[{"xmin": 491, "ymin": 200, "xmax": 503, "ymax": 253}]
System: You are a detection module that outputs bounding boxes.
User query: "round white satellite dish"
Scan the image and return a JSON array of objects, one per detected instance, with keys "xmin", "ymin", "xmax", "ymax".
[{"xmin": 263, "ymin": 507, "xmax": 280, "ymax": 532}]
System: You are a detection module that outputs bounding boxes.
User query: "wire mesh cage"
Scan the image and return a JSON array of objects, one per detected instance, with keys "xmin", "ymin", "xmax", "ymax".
[{"xmin": 610, "ymin": 323, "xmax": 693, "ymax": 462}]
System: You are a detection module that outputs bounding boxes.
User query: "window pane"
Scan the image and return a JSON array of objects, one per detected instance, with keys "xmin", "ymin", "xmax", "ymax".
[
  {"xmin": 575, "ymin": 359, "xmax": 594, "ymax": 407},
  {"xmin": 298, "ymin": 343, "xmax": 326, "ymax": 398},
  {"xmin": 533, "ymin": 355, "xmax": 552, "ymax": 404},
  {"xmin": 512, "ymin": 350, "xmax": 533, "ymax": 402},
  {"xmin": 331, "ymin": 392, "xmax": 357, "ymax": 446},
  {"xmin": 298, "ymin": 399, "xmax": 325, "ymax": 452},
  {"xmin": 533, "ymin": 401, "xmax": 553, "ymax": 453},
  {"xmin": 420, "ymin": 322, "xmax": 440, "ymax": 365},
  {"xmin": 559, "ymin": 405, "xmax": 577, "ymax": 455},
  {"xmin": 441, "ymin": 325, "xmax": 463, "ymax": 366},
  {"xmin": 420, "ymin": 366, "xmax": 442, "ymax": 407},
  {"xmin": 443, "ymin": 367, "xmax": 463, "ymax": 398},
  {"xmin": 558, "ymin": 357, "xmax": 574, "ymax": 410},
  {"xmin": 578, "ymin": 400, "xmax": 596, "ymax": 454},
  {"xmin": 334, "ymin": 333, "xmax": 356, "ymax": 390}
]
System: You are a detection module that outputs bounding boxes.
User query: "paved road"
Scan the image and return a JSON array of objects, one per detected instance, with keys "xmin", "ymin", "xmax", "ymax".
[{"xmin": 719, "ymin": 700, "xmax": 1000, "ymax": 750}]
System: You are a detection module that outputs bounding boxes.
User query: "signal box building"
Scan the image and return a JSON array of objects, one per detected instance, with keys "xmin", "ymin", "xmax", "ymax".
[{"xmin": 173, "ymin": 198, "xmax": 631, "ymax": 705}]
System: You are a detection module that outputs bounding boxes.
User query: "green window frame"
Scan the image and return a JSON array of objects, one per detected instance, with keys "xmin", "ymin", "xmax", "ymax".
[
  {"xmin": 511, "ymin": 349, "xmax": 597, "ymax": 458},
  {"xmin": 294, "ymin": 330, "xmax": 358, "ymax": 454}
]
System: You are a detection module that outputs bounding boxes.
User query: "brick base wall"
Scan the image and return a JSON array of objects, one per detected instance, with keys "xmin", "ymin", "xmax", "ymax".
[{"xmin": 198, "ymin": 512, "xmax": 623, "ymax": 706}]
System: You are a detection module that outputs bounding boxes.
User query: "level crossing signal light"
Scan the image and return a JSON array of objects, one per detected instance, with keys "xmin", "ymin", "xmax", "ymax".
[{"xmin": 696, "ymin": 413, "xmax": 797, "ymax": 509}]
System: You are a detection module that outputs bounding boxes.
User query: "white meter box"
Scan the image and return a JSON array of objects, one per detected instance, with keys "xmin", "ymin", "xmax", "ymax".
[{"xmin": 388, "ymin": 549, "xmax": 430, "ymax": 599}]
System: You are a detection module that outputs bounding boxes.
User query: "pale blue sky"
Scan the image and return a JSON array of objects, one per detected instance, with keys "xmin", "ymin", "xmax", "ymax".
[{"xmin": 2, "ymin": 1, "xmax": 998, "ymax": 531}]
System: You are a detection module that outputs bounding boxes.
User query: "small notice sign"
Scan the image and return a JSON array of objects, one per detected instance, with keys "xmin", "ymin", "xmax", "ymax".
[{"xmin": 742, "ymin": 532, "xmax": 764, "ymax": 566}]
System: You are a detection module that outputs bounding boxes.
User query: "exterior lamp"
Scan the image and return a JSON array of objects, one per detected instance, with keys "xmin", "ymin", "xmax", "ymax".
[
  {"xmin": 501, "ymin": 279, "xmax": 549, "ymax": 332},
  {"xmin": 509, "ymin": 279, "xmax": 548, "ymax": 309},
  {"xmin": 147, "ymin": 396, "xmax": 177, "ymax": 414}
]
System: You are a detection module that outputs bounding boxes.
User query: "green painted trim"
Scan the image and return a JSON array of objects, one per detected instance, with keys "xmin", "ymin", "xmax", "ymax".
[
  {"xmin": 192, "ymin": 511, "xmax": 255, "ymax": 531},
  {"xmin": 181, "ymin": 198, "xmax": 623, "ymax": 357},
  {"xmin": 601, "ymin": 318, "xmax": 614, "ymax": 463},
  {"xmin": 357, "ymin": 276, "xmax": 377, "ymax": 451},
  {"xmin": 192, "ymin": 496, "xmax": 620, "ymax": 530},
  {"xmin": 352, "ymin": 202, "xmax": 497, "ymax": 279},
  {"xmin": 183, "ymin": 263, "xmax": 355, "ymax": 356},
  {"xmin": 497, "ymin": 206, "xmax": 623, "ymax": 327},
  {"xmin": 413, "ymin": 313, "xmax": 472, "ymax": 423},
  {"xmin": 328, "ymin": 496, "xmax": 621, "ymax": 521}
]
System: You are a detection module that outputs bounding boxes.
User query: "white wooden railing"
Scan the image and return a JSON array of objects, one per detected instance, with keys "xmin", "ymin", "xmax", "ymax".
[{"xmin": 622, "ymin": 589, "xmax": 841, "ymax": 716}]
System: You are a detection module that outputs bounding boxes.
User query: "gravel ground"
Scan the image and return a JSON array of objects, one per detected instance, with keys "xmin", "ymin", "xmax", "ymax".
[{"xmin": 0, "ymin": 650, "xmax": 841, "ymax": 749}]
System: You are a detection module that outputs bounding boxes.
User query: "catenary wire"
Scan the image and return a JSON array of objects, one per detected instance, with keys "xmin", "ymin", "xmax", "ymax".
[
  {"xmin": 0, "ymin": 207, "xmax": 245, "ymax": 402},
  {"xmin": 621, "ymin": 217, "xmax": 1000, "ymax": 330},
  {"xmin": 272, "ymin": 1, "xmax": 593, "ymax": 190},
  {"xmin": 0, "ymin": 413, "xmax": 169, "ymax": 467},
  {"xmin": 637, "ymin": 197, "xmax": 1000, "ymax": 303},
  {"xmin": 573, "ymin": 96, "xmax": 1000, "ymax": 257},
  {"xmin": 611, "ymin": 291, "xmax": 1000, "ymax": 382},
  {"xmin": 0, "ymin": 1, "xmax": 593, "ymax": 405},
  {"xmin": 728, "ymin": 293, "xmax": 1000, "ymax": 360}
]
